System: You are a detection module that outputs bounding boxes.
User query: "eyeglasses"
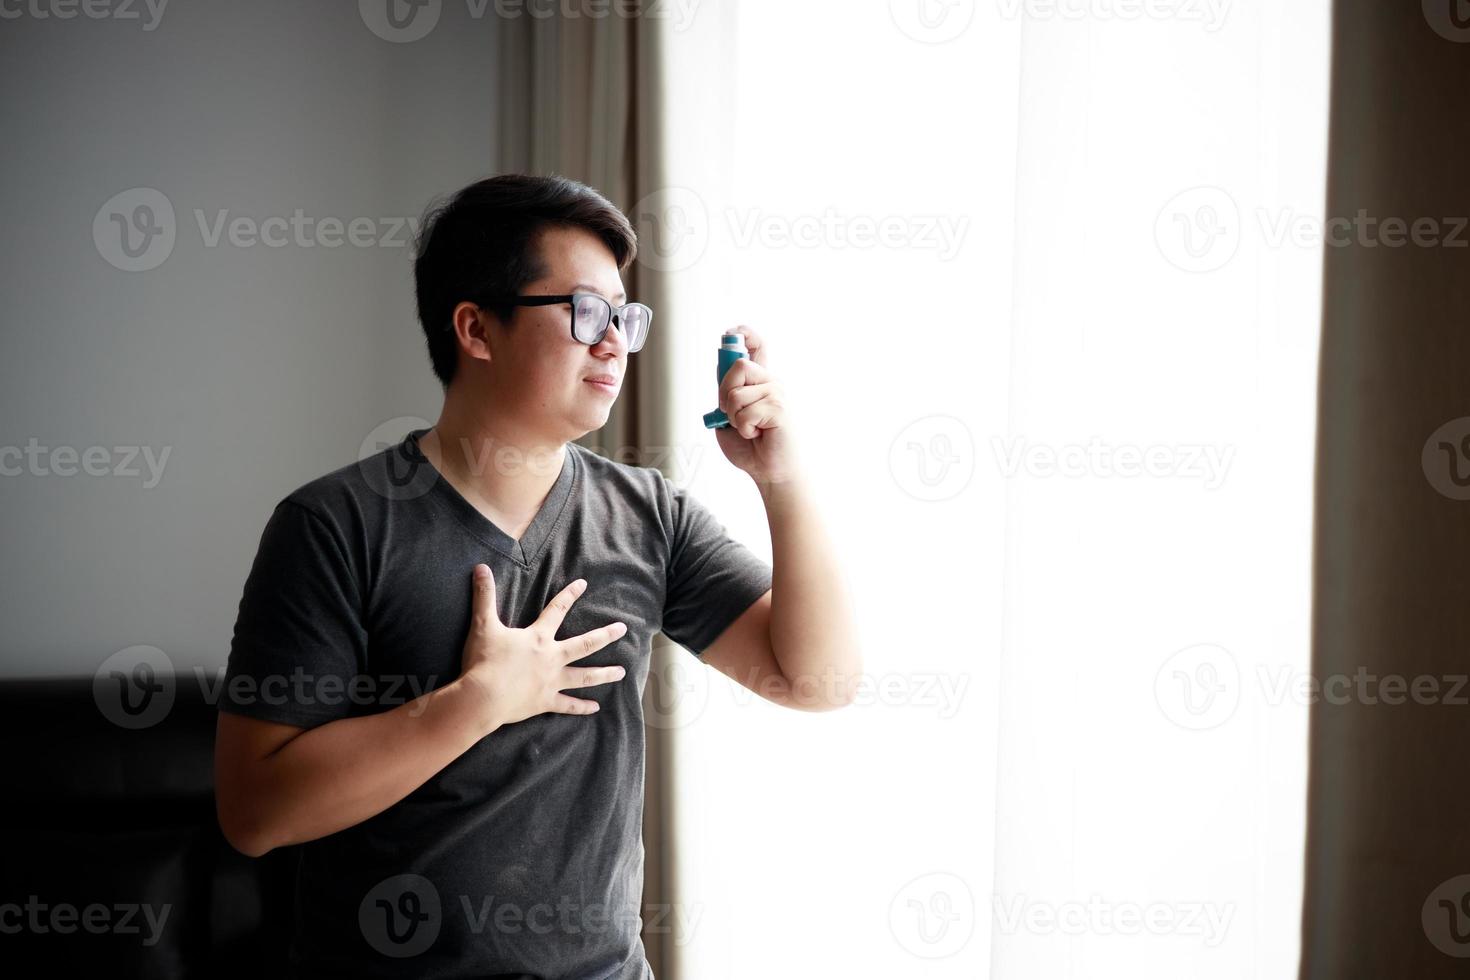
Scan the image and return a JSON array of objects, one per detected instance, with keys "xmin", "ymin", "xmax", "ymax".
[{"xmin": 489, "ymin": 292, "xmax": 653, "ymax": 353}]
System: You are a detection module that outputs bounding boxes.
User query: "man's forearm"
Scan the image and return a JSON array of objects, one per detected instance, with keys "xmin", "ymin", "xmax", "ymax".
[
  {"xmin": 229, "ymin": 677, "xmax": 500, "ymax": 856},
  {"xmin": 758, "ymin": 475, "xmax": 863, "ymax": 706}
]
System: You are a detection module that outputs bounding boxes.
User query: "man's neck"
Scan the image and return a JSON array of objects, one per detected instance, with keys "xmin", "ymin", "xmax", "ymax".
[{"xmin": 420, "ymin": 396, "xmax": 568, "ymax": 541}]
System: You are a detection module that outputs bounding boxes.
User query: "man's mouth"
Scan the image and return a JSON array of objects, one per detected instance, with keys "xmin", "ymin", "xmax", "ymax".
[{"xmin": 584, "ymin": 374, "xmax": 619, "ymax": 393}]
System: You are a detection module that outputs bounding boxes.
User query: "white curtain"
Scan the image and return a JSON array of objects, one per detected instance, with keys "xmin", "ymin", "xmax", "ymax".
[{"xmin": 993, "ymin": 3, "xmax": 1329, "ymax": 979}]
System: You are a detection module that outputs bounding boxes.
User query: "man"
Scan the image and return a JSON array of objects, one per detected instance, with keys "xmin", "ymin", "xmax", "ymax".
[{"xmin": 214, "ymin": 173, "xmax": 861, "ymax": 979}]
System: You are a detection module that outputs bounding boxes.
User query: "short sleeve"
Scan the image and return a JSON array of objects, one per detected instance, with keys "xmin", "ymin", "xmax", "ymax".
[
  {"xmin": 661, "ymin": 479, "xmax": 773, "ymax": 656},
  {"xmin": 220, "ymin": 499, "xmax": 368, "ymax": 728}
]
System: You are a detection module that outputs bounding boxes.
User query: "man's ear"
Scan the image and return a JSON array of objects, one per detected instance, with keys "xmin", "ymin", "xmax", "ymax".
[{"xmin": 451, "ymin": 301, "xmax": 497, "ymax": 366}]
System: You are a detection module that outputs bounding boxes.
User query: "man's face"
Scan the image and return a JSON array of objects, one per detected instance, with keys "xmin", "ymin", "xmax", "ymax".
[{"xmin": 482, "ymin": 225, "xmax": 630, "ymax": 443}]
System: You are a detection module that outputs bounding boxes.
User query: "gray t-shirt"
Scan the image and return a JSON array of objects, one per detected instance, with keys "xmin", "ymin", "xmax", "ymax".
[{"xmin": 220, "ymin": 428, "xmax": 772, "ymax": 979}]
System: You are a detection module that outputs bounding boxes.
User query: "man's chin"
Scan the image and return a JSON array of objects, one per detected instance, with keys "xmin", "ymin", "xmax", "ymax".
[{"xmin": 565, "ymin": 408, "xmax": 612, "ymax": 440}]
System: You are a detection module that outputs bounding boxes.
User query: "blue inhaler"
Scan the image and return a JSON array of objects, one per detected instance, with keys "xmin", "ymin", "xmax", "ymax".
[{"xmin": 702, "ymin": 333, "xmax": 748, "ymax": 429}]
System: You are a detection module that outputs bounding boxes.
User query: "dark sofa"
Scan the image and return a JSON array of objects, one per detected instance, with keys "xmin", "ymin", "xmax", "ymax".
[{"xmin": 0, "ymin": 676, "xmax": 300, "ymax": 978}]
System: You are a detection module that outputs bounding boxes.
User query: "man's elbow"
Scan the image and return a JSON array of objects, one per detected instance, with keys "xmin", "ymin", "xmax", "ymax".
[
  {"xmin": 217, "ymin": 799, "xmax": 274, "ymax": 858},
  {"xmin": 779, "ymin": 660, "xmax": 862, "ymax": 712}
]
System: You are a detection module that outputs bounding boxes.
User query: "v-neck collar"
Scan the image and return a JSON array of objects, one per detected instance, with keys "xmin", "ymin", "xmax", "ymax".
[{"xmin": 403, "ymin": 428, "xmax": 578, "ymax": 567}]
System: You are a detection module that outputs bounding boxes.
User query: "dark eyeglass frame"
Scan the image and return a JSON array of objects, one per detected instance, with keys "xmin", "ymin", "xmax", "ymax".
[{"xmin": 486, "ymin": 291, "xmax": 653, "ymax": 353}]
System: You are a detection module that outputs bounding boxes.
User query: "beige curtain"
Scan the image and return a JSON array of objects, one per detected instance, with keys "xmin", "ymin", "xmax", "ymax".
[
  {"xmin": 497, "ymin": 8, "xmax": 670, "ymax": 463},
  {"xmin": 1300, "ymin": 2, "xmax": 1470, "ymax": 976},
  {"xmin": 495, "ymin": 10, "xmax": 683, "ymax": 976}
]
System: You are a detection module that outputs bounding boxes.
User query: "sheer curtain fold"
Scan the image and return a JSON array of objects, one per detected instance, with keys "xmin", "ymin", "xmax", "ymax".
[{"xmin": 993, "ymin": 6, "xmax": 1328, "ymax": 978}]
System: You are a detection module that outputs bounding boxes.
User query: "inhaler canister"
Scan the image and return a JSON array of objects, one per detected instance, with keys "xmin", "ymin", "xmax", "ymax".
[{"xmin": 702, "ymin": 333, "xmax": 748, "ymax": 429}]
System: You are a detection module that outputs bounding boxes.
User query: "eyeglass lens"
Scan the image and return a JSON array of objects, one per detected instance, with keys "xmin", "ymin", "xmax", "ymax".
[{"xmin": 573, "ymin": 294, "xmax": 649, "ymax": 351}]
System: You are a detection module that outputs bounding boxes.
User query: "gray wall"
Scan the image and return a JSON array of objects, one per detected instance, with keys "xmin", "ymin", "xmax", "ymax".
[{"xmin": 0, "ymin": 0, "xmax": 498, "ymax": 676}]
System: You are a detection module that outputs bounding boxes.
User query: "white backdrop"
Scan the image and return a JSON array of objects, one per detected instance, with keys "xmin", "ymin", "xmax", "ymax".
[
  {"xmin": 649, "ymin": 1, "xmax": 1327, "ymax": 977},
  {"xmin": 993, "ymin": 2, "xmax": 1328, "ymax": 978}
]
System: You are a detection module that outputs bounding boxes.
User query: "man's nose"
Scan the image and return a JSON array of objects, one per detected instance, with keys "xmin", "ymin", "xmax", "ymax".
[{"xmin": 593, "ymin": 316, "xmax": 630, "ymax": 356}]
